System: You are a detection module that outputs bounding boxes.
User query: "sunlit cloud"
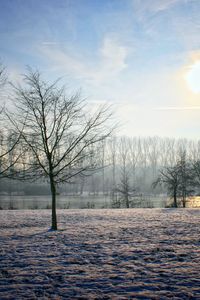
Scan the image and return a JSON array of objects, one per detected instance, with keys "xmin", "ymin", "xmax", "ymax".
[
  {"xmin": 185, "ymin": 60, "xmax": 200, "ymax": 94},
  {"xmin": 168, "ymin": 50, "xmax": 200, "ymax": 111}
]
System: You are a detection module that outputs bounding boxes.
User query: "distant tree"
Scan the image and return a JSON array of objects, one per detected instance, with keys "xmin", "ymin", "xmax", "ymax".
[
  {"xmin": 192, "ymin": 160, "xmax": 200, "ymax": 182},
  {"xmin": 9, "ymin": 69, "xmax": 114, "ymax": 230},
  {"xmin": 0, "ymin": 131, "xmax": 20, "ymax": 177},
  {"xmin": 116, "ymin": 169, "xmax": 136, "ymax": 208},
  {"xmin": 191, "ymin": 159, "xmax": 200, "ymax": 195},
  {"xmin": 108, "ymin": 136, "xmax": 117, "ymax": 201},
  {"xmin": 153, "ymin": 165, "xmax": 180, "ymax": 207},
  {"xmin": 0, "ymin": 63, "xmax": 21, "ymax": 177},
  {"xmin": 153, "ymin": 152, "xmax": 195, "ymax": 208},
  {"xmin": 128, "ymin": 137, "xmax": 139, "ymax": 190},
  {"xmin": 116, "ymin": 137, "xmax": 137, "ymax": 208},
  {"xmin": 177, "ymin": 151, "xmax": 195, "ymax": 208}
]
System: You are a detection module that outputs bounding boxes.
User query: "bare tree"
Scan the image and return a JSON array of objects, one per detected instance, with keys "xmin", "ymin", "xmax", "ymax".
[
  {"xmin": 9, "ymin": 69, "xmax": 114, "ymax": 229},
  {"xmin": 0, "ymin": 62, "xmax": 7, "ymax": 91},
  {"xmin": 115, "ymin": 137, "xmax": 137, "ymax": 208},
  {"xmin": 147, "ymin": 137, "xmax": 160, "ymax": 179},
  {"xmin": 108, "ymin": 136, "xmax": 117, "ymax": 201},
  {"xmin": 0, "ymin": 131, "xmax": 20, "ymax": 177},
  {"xmin": 192, "ymin": 159, "xmax": 200, "ymax": 180},
  {"xmin": 116, "ymin": 168, "xmax": 136, "ymax": 208},
  {"xmin": 128, "ymin": 137, "xmax": 139, "ymax": 189},
  {"xmin": 177, "ymin": 150, "xmax": 195, "ymax": 207},
  {"xmin": 153, "ymin": 165, "xmax": 180, "ymax": 207},
  {"xmin": 0, "ymin": 63, "xmax": 21, "ymax": 178},
  {"xmin": 192, "ymin": 159, "xmax": 200, "ymax": 196},
  {"xmin": 153, "ymin": 151, "xmax": 195, "ymax": 208}
]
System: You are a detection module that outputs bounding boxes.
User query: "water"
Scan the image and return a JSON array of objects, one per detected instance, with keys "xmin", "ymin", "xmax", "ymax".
[
  {"xmin": 0, "ymin": 195, "xmax": 109, "ymax": 210},
  {"xmin": 0, "ymin": 194, "xmax": 167, "ymax": 210}
]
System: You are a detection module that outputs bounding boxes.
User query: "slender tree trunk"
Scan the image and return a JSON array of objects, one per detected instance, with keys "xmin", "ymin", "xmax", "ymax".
[
  {"xmin": 182, "ymin": 193, "xmax": 186, "ymax": 208},
  {"xmin": 126, "ymin": 196, "xmax": 130, "ymax": 208},
  {"xmin": 173, "ymin": 188, "xmax": 178, "ymax": 208},
  {"xmin": 125, "ymin": 191, "xmax": 129, "ymax": 208},
  {"xmin": 50, "ymin": 176, "xmax": 57, "ymax": 230}
]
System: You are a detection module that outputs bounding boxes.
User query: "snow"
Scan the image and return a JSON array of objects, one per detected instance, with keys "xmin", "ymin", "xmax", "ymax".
[{"xmin": 0, "ymin": 208, "xmax": 200, "ymax": 299}]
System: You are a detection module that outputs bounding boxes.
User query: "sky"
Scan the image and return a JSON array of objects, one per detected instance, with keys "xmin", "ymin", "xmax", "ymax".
[{"xmin": 0, "ymin": 0, "xmax": 200, "ymax": 139}]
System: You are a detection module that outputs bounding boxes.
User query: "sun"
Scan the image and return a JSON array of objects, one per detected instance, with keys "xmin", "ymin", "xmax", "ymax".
[{"xmin": 184, "ymin": 60, "xmax": 200, "ymax": 94}]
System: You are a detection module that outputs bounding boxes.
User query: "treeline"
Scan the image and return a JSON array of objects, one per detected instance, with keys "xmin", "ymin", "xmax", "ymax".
[
  {"xmin": 1, "ymin": 134, "xmax": 200, "ymax": 207},
  {"xmin": 82, "ymin": 136, "xmax": 200, "ymax": 208}
]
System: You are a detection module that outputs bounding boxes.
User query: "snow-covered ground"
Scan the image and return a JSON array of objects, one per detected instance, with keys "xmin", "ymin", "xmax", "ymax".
[{"xmin": 0, "ymin": 209, "xmax": 200, "ymax": 299}]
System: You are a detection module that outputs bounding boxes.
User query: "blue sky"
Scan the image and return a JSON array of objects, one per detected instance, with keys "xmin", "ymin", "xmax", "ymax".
[{"xmin": 1, "ymin": 0, "xmax": 200, "ymax": 138}]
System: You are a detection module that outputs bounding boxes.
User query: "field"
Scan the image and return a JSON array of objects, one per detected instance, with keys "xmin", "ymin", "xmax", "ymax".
[{"xmin": 0, "ymin": 209, "xmax": 200, "ymax": 299}]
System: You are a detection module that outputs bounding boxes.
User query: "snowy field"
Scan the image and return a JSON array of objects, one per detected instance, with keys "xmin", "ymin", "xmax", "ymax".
[{"xmin": 0, "ymin": 209, "xmax": 200, "ymax": 299}]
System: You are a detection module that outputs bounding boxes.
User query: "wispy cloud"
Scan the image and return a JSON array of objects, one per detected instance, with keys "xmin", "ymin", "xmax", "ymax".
[
  {"xmin": 133, "ymin": 0, "xmax": 182, "ymax": 15},
  {"xmin": 41, "ymin": 42, "xmax": 60, "ymax": 46},
  {"xmin": 101, "ymin": 37, "xmax": 128, "ymax": 73},
  {"xmin": 154, "ymin": 106, "xmax": 200, "ymax": 111},
  {"xmin": 146, "ymin": 0, "xmax": 181, "ymax": 13},
  {"xmin": 131, "ymin": 0, "xmax": 200, "ymax": 48},
  {"xmin": 131, "ymin": 0, "xmax": 182, "ymax": 40},
  {"xmin": 39, "ymin": 35, "xmax": 129, "ymax": 85},
  {"xmin": 39, "ymin": 46, "xmax": 90, "ymax": 78}
]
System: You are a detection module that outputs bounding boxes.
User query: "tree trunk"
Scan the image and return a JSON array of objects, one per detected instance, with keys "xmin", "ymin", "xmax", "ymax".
[
  {"xmin": 182, "ymin": 194, "xmax": 186, "ymax": 208},
  {"xmin": 173, "ymin": 188, "xmax": 178, "ymax": 208},
  {"xmin": 125, "ymin": 193, "xmax": 129, "ymax": 208},
  {"xmin": 50, "ymin": 177, "xmax": 57, "ymax": 230}
]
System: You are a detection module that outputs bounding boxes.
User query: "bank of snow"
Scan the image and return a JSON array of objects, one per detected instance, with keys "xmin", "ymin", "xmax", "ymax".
[{"xmin": 0, "ymin": 209, "xmax": 200, "ymax": 299}]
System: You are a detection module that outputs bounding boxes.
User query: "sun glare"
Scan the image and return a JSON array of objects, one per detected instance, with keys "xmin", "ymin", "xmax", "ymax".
[{"xmin": 185, "ymin": 60, "xmax": 200, "ymax": 94}]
